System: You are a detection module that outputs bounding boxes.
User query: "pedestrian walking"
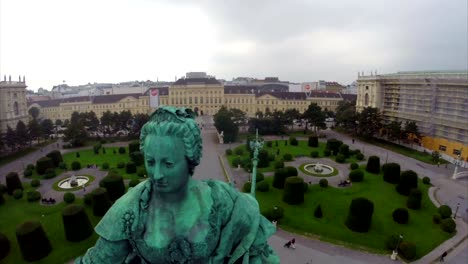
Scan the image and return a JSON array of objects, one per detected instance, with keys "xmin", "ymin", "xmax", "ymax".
[
  {"xmin": 439, "ymin": 251, "xmax": 447, "ymax": 262},
  {"xmin": 291, "ymin": 238, "xmax": 296, "ymax": 249},
  {"xmin": 437, "ymin": 162, "xmax": 440, "ymax": 168},
  {"xmin": 283, "ymin": 240, "xmax": 292, "ymax": 248},
  {"xmin": 83, "ymin": 185, "xmax": 86, "ymax": 192},
  {"xmin": 352, "ymin": 138, "xmax": 355, "ymax": 144}
]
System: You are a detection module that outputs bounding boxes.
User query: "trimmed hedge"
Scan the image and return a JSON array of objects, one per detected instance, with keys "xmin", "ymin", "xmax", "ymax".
[
  {"xmin": 46, "ymin": 150, "xmax": 63, "ymax": 167},
  {"xmin": 339, "ymin": 144, "xmax": 350, "ymax": 158},
  {"xmin": 243, "ymin": 182, "xmax": 252, "ymax": 193},
  {"xmin": 117, "ymin": 161, "xmax": 125, "ymax": 169},
  {"xmin": 323, "ymin": 149, "xmax": 331, "ymax": 157},
  {"xmin": 235, "ymin": 148, "xmax": 244, "ymax": 155},
  {"xmin": 257, "ymin": 180, "xmax": 269, "ymax": 192},
  {"xmin": 350, "ymin": 163, "xmax": 359, "ymax": 170},
  {"xmin": 308, "ymin": 136, "xmax": 319, "ymax": 147},
  {"xmin": 319, "ymin": 179, "xmax": 328, "ymax": 188},
  {"xmin": 335, "ymin": 154, "xmax": 346, "ymax": 163},
  {"xmin": 63, "ymin": 192, "xmax": 75, "ymax": 204},
  {"xmin": 406, "ymin": 188, "xmax": 422, "ymax": 210},
  {"xmin": 91, "ymin": 188, "xmax": 112, "ymax": 216},
  {"xmin": 0, "ymin": 184, "xmax": 6, "ymax": 195},
  {"xmin": 24, "ymin": 169, "xmax": 33, "ymax": 177},
  {"xmin": 399, "ymin": 241, "xmax": 417, "ymax": 260},
  {"xmin": 44, "ymin": 168, "xmax": 56, "ymax": 179},
  {"xmin": 366, "ymin": 156, "xmax": 380, "ymax": 174},
  {"xmin": 128, "ymin": 141, "xmax": 140, "ymax": 154},
  {"xmin": 392, "ymin": 208, "xmax": 409, "ymax": 224},
  {"xmin": 289, "ymin": 137, "xmax": 298, "ymax": 146},
  {"xmin": 62, "ymin": 204, "xmax": 93, "ymax": 242},
  {"xmin": 100, "ymin": 174, "xmax": 125, "ymax": 201},
  {"xmin": 422, "ymin": 177, "xmax": 431, "ymax": 185},
  {"xmin": 26, "ymin": 191, "xmax": 41, "ymax": 202},
  {"xmin": 314, "ymin": 204, "xmax": 323, "ymax": 218},
  {"xmin": 283, "ymin": 153, "xmax": 293, "ymax": 161},
  {"xmin": 118, "ymin": 146, "xmax": 126, "ymax": 154},
  {"xmin": 71, "ymin": 161, "xmax": 81, "ymax": 171},
  {"xmin": 30, "ymin": 178, "xmax": 40, "ymax": 187},
  {"xmin": 310, "ymin": 151, "xmax": 319, "ymax": 158},
  {"xmin": 129, "ymin": 179, "xmax": 141, "ymax": 188},
  {"xmin": 283, "ymin": 176, "xmax": 305, "ymax": 205},
  {"xmin": 58, "ymin": 162, "xmax": 67, "ymax": 170},
  {"xmin": 349, "ymin": 169, "xmax": 364, "ymax": 182},
  {"xmin": 255, "ymin": 172, "xmax": 264, "ymax": 182},
  {"xmin": 6, "ymin": 172, "xmax": 23, "ymax": 195},
  {"xmin": 102, "ymin": 162, "xmax": 109, "ymax": 170},
  {"xmin": 36, "ymin": 157, "xmax": 54, "ymax": 175},
  {"xmin": 345, "ymin": 197, "xmax": 374, "ymax": 232},
  {"xmin": 382, "ymin": 163, "xmax": 401, "ymax": 184},
  {"xmin": 225, "ymin": 149, "xmax": 233, "ymax": 156},
  {"xmin": 273, "ymin": 168, "xmax": 289, "ymax": 189},
  {"xmin": 440, "ymin": 218, "xmax": 456, "ymax": 233},
  {"xmin": 326, "ymin": 138, "xmax": 343, "ymax": 154},
  {"xmin": 285, "ymin": 166, "xmax": 298, "ymax": 177},
  {"xmin": 396, "ymin": 170, "xmax": 418, "ymax": 196},
  {"xmin": 130, "ymin": 151, "xmax": 144, "ymax": 166},
  {"xmin": 126, "ymin": 162, "xmax": 137, "ymax": 174},
  {"xmin": 263, "ymin": 206, "xmax": 284, "ymax": 221},
  {"xmin": 356, "ymin": 153, "xmax": 365, "ymax": 160},
  {"xmin": 274, "ymin": 161, "xmax": 284, "ymax": 169},
  {"xmin": 137, "ymin": 168, "xmax": 147, "ymax": 177},
  {"xmin": 13, "ymin": 189, "xmax": 23, "ymax": 199},
  {"xmin": 0, "ymin": 232, "xmax": 10, "ymax": 260},
  {"xmin": 438, "ymin": 205, "xmax": 452, "ymax": 219},
  {"xmin": 15, "ymin": 221, "xmax": 52, "ymax": 261}
]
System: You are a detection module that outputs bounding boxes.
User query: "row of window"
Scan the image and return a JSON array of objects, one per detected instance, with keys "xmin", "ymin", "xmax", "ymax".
[{"xmin": 170, "ymin": 90, "xmax": 223, "ymax": 96}]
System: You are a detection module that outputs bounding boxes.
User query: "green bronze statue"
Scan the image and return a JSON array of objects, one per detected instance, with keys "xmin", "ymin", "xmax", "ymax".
[{"xmin": 76, "ymin": 106, "xmax": 279, "ymax": 264}]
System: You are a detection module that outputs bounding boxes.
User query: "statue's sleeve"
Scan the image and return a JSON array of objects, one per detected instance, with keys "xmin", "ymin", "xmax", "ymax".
[
  {"xmin": 74, "ymin": 237, "xmax": 131, "ymax": 264},
  {"xmin": 208, "ymin": 180, "xmax": 280, "ymax": 264}
]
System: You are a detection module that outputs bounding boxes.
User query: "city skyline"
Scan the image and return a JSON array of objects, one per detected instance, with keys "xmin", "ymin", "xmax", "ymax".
[{"xmin": 1, "ymin": 0, "xmax": 467, "ymax": 91}]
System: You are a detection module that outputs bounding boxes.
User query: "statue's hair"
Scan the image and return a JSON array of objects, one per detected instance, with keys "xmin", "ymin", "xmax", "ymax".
[{"xmin": 140, "ymin": 107, "xmax": 202, "ymax": 175}]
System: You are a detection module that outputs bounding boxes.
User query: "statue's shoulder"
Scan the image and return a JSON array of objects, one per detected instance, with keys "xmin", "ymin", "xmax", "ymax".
[{"xmin": 94, "ymin": 180, "xmax": 150, "ymax": 241}]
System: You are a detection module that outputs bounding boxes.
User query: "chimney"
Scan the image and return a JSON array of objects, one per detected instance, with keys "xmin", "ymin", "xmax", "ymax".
[{"xmin": 9, "ymin": 75, "xmax": 11, "ymax": 82}]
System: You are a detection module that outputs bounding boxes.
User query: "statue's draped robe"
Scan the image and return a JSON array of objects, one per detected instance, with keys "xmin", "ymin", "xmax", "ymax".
[{"xmin": 76, "ymin": 180, "xmax": 279, "ymax": 264}]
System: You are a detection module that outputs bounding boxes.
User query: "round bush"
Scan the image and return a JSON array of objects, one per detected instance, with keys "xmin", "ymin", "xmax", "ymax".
[
  {"xmin": 323, "ymin": 149, "xmax": 331, "ymax": 157},
  {"xmin": 76, "ymin": 152, "xmax": 80, "ymax": 158},
  {"xmin": 128, "ymin": 141, "xmax": 140, "ymax": 154},
  {"xmin": 258, "ymin": 149, "xmax": 270, "ymax": 168},
  {"xmin": 433, "ymin": 213, "xmax": 442, "ymax": 224},
  {"xmin": 117, "ymin": 161, "xmax": 125, "ymax": 169},
  {"xmin": 26, "ymin": 164, "xmax": 35, "ymax": 170},
  {"xmin": 440, "ymin": 218, "xmax": 456, "ymax": 233},
  {"xmin": 350, "ymin": 163, "xmax": 359, "ymax": 170},
  {"xmin": 63, "ymin": 192, "xmax": 75, "ymax": 204},
  {"xmin": 266, "ymin": 141, "xmax": 272, "ymax": 148},
  {"xmin": 44, "ymin": 168, "xmax": 56, "ymax": 179},
  {"xmin": 92, "ymin": 188, "xmax": 112, "ymax": 216},
  {"xmin": 310, "ymin": 151, "xmax": 319, "ymax": 158},
  {"xmin": 15, "ymin": 221, "xmax": 52, "ymax": 261},
  {"xmin": 102, "ymin": 162, "xmax": 109, "ymax": 170},
  {"xmin": 283, "ymin": 153, "xmax": 293, "ymax": 161},
  {"xmin": 263, "ymin": 206, "xmax": 284, "ymax": 221},
  {"xmin": 26, "ymin": 191, "xmax": 41, "ymax": 202},
  {"xmin": 335, "ymin": 154, "xmax": 346, "ymax": 163},
  {"xmin": 129, "ymin": 179, "xmax": 140, "ymax": 188},
  {"xmin": 274, "ymin": 161, "xmax": 284, "ymax": 169},
  {"xmin": 406, "ymin": 189, "xmax": 422, "ymax": 210},
  {"xmin": 366, "ymin": 156, "xmax": 380, "ymax": 174},
  {"xmin": 422, "ymin": 177, "xmax": 431, "ymax": 185},
  {"xmin": 23, "ymin": 169, "xmax": 33, "ymax": 177},
  {"xmin": 71, "ymin": 161, "xmax": 81, "ymax": 171},
  {"xmin": 382, "ymin": 163, "xmax": 401, "ymax": 184},
  {"xmin": 392, "ymin": 208, "xmax": 409, "ymax": 224},
  {"xmin": 36, "ymin": 157, "xmax": 54, "ymax": 175},
  {"xmin": 225, "ymin": 149, "xmax": 233, "ymax": 156},
  {"xmin": 0, "ymin": 232, "xmax": 10, "ymax": 260},
  {"xmin": 396, "ymin": 170, "xmax": 418, "ymax": 196},
  {"xmin": 130, "ymin": 151, "xmax": 144, "ymax": 166},
  {"xmin": 438, "ymin": 205, "xmax": 452, "ymax": 219},
  {"xmin": 255, "ymin": 172, "xmax": 264, "ymax": 182},
  {"xmin": 272, "ymin": 168, "xmax": 288, "ymax": 189},
  {"xmin": 356, "ymin": 153, "xmax": 364, "ymax": 160},
  {"xmin": 137, "ymin": 168, "xmax": 147, "ymax": 177},
  {"xmin": 283, "ymin": 177, "xmax": 305, "ymax": 205},
  {"xmin": 235, "ymin": 148, "xmax": 244, "ymax": 156},
  {"xmin": 285, "ymin": 166, "xmax": 298, "ymax": 177},
  {"xmin": 118, "ymin": 146, "xmax": 126, "ymax": 154},
  {"xmin": 326, "ymin": 138, "xmax": 343, "ymax": 154},
  {"xmin": 314, "ymin": 205, "xmax": 323, "ymax": 218},
  {"xmin": 289, "ymin": 137, "xmax": 298, "ymax": 146},
  {"xmin": 257, "ymin": 180, "xmax": 269, "ymax": 192},
  {"xmin": 349, "ymin": 169, "xmax": 364, "ymax": 182},
  {"xmin": 13, "ymin": 189, "xmax": 23, "ymax": 199},
  {"xmin": 46, "ymin": 150, "xmax": 63, "ymax": 167},
  {"xmin": 308, "ymin": 136, "xmax": 318, "ymax": 147},
  {"xmin": 319, "ymin": 179, "xmax": 328, "ymax": 188},
  {"xmin": 345, "ymin": 197, "xmax": 374, "ymax": 232},
  {"xmin": 6, "ymin": 172, "xmax": 23, "ymax": 195},
  {"xmin": 62, "ymin": 204, "xmax": 93, "ymax": 242},
  {"xmin": 100, "ymin": 174, "xmax": 125, "ymax": 201},
  {"xmin": 339, "ymin": 144, "xmax": 350, "ymax": 157},
  {"xmin": 399, "ymin": 241, "xmax": 416, "ymax": 260},
  {"xmin": 126, "ymin": 162, "xmax": 137, "ymax": 174},
  {"xmin": 58, "ymin": 162, "xmax": 67, "ymax": 170},
  {"xmin": 243, "ymin": 182, "xmax": 252, "ymax": 193}
]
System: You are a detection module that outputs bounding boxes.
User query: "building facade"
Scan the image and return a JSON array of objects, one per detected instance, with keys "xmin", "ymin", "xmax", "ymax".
[
  {"xmin": 0, "ymin": 75, "xmax": 29, "ymax": 134},
  {"xmin": 356, "ymin": 71, "xmax": 468, "ymax": 160}
]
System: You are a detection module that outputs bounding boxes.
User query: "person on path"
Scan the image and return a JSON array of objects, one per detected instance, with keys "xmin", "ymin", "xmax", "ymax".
[
  {"xmin": 439, "ymin": 251, "xmax": 447, "ymax": 262},
  {"xmin": 283, "ymin": 240, "xmax": 292, "ymax": 248},
  {"xmin": 291, "ymin": 238, "xmax": 296, "ymax": 249}
]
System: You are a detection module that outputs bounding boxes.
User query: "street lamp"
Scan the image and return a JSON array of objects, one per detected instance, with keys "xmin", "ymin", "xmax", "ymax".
[
  {"xmin": 454, "ymin": 203, "xmax": 460, "ymax": 219},
  {"xmin": 391, "ymin": 234, "xmax": 403, "ymax": 260}
]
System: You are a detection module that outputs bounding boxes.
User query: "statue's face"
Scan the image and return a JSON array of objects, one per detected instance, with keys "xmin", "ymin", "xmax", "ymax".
[{"xmin": 144, "ymin": 135, "xmax": 190, "ymax": 193}]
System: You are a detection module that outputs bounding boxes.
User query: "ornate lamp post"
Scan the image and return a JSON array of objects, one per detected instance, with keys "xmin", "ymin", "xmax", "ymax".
[
  {"xmin": 390, "ymin": 234, "xmax": 403, "ymax": 260},
  {"xmin": 249, "ymin": 129, "xmax": 264, "ymax": 198},
  {"xmin": 452, "ymin": 151, "xmax": 462, "ymax": 180}
]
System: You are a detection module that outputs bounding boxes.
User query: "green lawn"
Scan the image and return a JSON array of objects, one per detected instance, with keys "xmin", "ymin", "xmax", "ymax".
[
  {"xmin": 0, "ymin": 195, "xmax": 100, "ymax": 264},
  {"xmin": 0, "ymin": 139, "xmax": 58, "ymax": 167},
  {"xmin": 255, "ymin": 173, "xmax": 453, "ymax": 259},
  {"xmin": 62, "ymin": 147, "xmax": 142, "ymax": 180},
  {"xmin": 227, "ymin": 140, "xmax": 363, "ymax": 173}
]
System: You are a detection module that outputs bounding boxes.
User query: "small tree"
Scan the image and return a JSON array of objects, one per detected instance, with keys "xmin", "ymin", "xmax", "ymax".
[
  {"xmin": 6, "ymin": 172, "xmax": 23, "ymax": 195},
  {"xmin": 71, "ymin": 161, "xmax": 81, "ymax": 171},
  {"xmin": 345, "ymin": 197, "xmax": 374, "ymax": 232},
  {"xmin": 46, "ymin": 150, "xmax": 63, "ymax": 167},
  {"xmin": 382, "ymin": 163, "xmax": 401, "ymax": 184},
  {"xmin": 314, "ymin": 204, "xmax": 323, "ymax": 218},
  {"xmin": 392, "ymin": 208, "xmax": 409, "ymax": 224},
  {"xmin": 36, "ymin": 157, "xmax": 54, "ymax": 175},
  {"xmin": 63, "ymin": 192, "xmax": 75, "ymax": 204},
  {"xmin": 349, "ymin": 169, "xmax": 364, "ymax": 182},
  {"xmin": 339, "ymin": 144, "xmax": 350, "ymax": 158},
  {"xmin": 366, "ymin": 156, "xmax": 380, "ymax": 174},
  {"xmin": 438, "ymin": 205, "xmax": 452, "ymax": 219},
  {"xmin": 308, "ymin": 136, "xmax": 318, "ymax": 147},
  {"xmin": 406, "ymin": 188, "xmax": 422, "ymax": 210},
  {"xmin": 319, "ymin": 179, "xmax": 328, "ymax": 188},
  {"xmin": 396, "ymin": 170, "xmax": 418, "ymax": 196},
  {"xmin": 440, "ymin": 218, "xmax": 456, "ymax": 233}
]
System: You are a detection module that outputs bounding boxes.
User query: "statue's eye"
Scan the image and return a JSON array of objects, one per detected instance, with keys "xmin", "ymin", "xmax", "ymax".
[
  {"xmin": 165, "ymin": 161, "xmax": 174, "ymax": 168},
  {"xmin": 147, "ymin": 160, "xmax": 155, "ymax": 166}
]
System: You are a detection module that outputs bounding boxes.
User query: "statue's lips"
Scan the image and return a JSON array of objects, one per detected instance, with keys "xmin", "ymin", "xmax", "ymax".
[{"xmin": 156, "ymin": 182, "xmax": 168, "ymax": 187}]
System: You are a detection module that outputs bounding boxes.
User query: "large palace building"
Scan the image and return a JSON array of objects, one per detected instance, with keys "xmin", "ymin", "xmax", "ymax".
[
  {"xmin": 29, "ymin": 73, "xmax": 355, "ymax": 124},
  {"xmin": 356, "ymin": 71, "xmax": 468, "ymax": 160},
  {"xmin": 0, "ymin": 75, "xmax": 29, "ymax": 134}
]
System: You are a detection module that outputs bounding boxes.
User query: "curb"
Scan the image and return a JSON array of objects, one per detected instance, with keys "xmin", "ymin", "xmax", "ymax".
[{"xmin": 218, "ymin": 154, "xmax": 231, "ymax": 183}]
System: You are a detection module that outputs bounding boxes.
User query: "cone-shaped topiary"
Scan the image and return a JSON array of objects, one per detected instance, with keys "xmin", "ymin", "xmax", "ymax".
[
  {"xmin": 283, "ymin": 176, "xmax": 305, "ymax": 205},
  {"xmin": 128, "ymin": 141, "xmax": 140, "ymax": 155},
  {"xmin": 314, "ymin": 204, "xmax": 323, "ymax": 218},
  {"xmin": 273, "ymin": 168, "xmax": 289, "ymax": 189},
  {"xmin": 406, "ymin": 188, "xmax": 422, "ymax": 210},
  {"xmin": 130, "ymin": 151, "xmax": 144, "ymax": 166},
  {"xmin": 6, "ymin": 172, "xmax": 23, "ymax": 195},
  {"xmin": 36, "ymin": 157, "xmax": 54, "ymax": 175},
  {"xmin": 345, "ymin": 197, "xmax": 374, "ymax": 232},
  {"xmin": 0, "ymin": 232, "xmax": 10, "ymax": 260},
  {"xmin": 366, "ymin": 156, "xmax": 380, "ymax": 174},
  {"xmin": 15, "ymin": 221, "xmax": 52, "ymax": 261},
  {"xmin": 396, "ymin": 170, "xmax": 418, "ymax": 196},
  {"xmin": 256, "ymin": 180, "xmax": 269, "ymax": 192},
  {"xmin": 100, "ymin": 173, "xmax": 125, "ymax": 201},
  {"xmin": 126, "ymin": 162, "xmax": 137, "ymax": 174},
  {"xmin": 308, "ymin": 136, "xmax": 318, "ymax": 147},
  {"xmin": 92, "ymin": 188, "xmax": 112, "ymax": 216},
  {"xmin": 382, "ymin": 163, "xmax": 401, "ymax": 184},
  {"xmin": 62, "ymin": 204, "xmax": 93, "ymax": 242}
]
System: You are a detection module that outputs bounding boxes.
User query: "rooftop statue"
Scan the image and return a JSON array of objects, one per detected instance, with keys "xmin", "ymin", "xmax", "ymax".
[{"xmin": 76, "ymin": 106, "xmax": 279, "ymax": 264}]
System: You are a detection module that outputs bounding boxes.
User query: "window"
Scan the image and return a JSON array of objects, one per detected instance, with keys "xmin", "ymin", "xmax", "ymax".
[
  {"xmin": 439, "ymin": 145, "xmax": 447, "ymax": 152},
  {"xmin": 453, "ymin": 149, "xmax": 461, "ymax": 155},
  {"xmin": 365, "ymin": 93, "xmax": 369, "ymax": 106}
]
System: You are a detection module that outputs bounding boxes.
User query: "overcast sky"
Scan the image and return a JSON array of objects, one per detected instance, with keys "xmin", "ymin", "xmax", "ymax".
[{"xmin": 1, "ymin": 0, "xmax": 467, "ymax": 91}]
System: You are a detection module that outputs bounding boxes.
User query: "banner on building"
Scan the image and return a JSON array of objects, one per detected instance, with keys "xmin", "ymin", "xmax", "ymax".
[{"xmin": 149, "ymin": 88, "xmax": 160, "ymax": 108}]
